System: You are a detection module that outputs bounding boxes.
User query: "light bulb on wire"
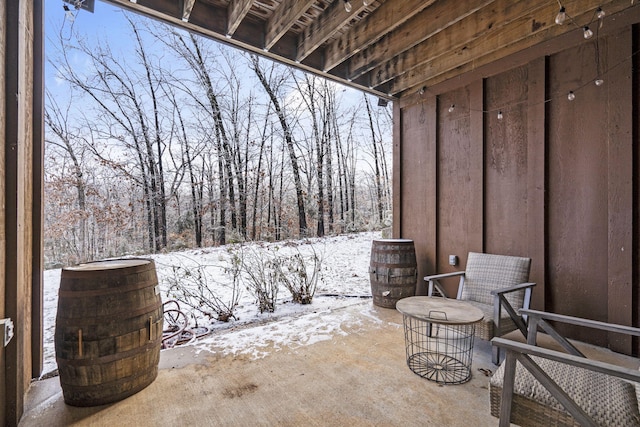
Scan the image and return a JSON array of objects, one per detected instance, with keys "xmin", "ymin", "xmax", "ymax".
[
  {"xmin": 567, "ymin": 91, "xmax": 576, "ymax": 101},
  {"xmin": 344, "ymin": 0, "xmax": 352, "ymax": 12},
  {"xmin": 596, "ymin": 7, "xmax": 605, "ymax": 19},
  {"xmin": 63, "ymin": 4, "xmax": 76, "ymax": 22},
  {"xmin": 555, "ymin": 6, "xmax": 567, "ymax": 25},
  {"xmin": 448, "ymin": 105, "xmax": 455, "ymax": 113},
  {"xmin": 363, "ymin": 0, "xmax": 370, "ymax": 6},
  {"xmin": 594, "ymin": 78, "xmax": 604, "ymax": 86},
  {"xmin": 497, "ymin": 111, "xmax": 503, "ymax": 120},
  {"xmin": 583, "ymin": 26, "xmax": 594, "ymax": 39}
]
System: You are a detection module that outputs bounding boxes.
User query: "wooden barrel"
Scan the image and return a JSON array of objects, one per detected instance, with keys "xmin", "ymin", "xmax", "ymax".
[
  {"xmin": 54, "ymin": 259, "xmax": 163, "ymax": 407},
  {"xmin": 369, "ymin": 239, "xmax": 417, "ymax": 308}
]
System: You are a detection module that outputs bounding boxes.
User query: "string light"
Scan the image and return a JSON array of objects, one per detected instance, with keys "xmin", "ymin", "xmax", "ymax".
[
  {"xmin": 63, "ymin": 4, "xmax": 76, "ymax": 21},
  {"xmin": 554, "ymin": 4, "xmax": 605, "ymax": 38},
  {"xmin": 555, "ymin": 6, "xmax": 567, "ymax": 25},
  {"xmin": 432, "ymin": 4, "xmax": 640, "ymax": 121},
  {"xmin": 418, "ymin": 86, "xmax": 426, "ymax": 95},
  {"xmin": 344, "ymin": 0, "xmax": 352, "ymax": 12}
]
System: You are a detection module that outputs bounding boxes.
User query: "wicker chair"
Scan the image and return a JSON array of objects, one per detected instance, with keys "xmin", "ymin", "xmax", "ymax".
[
  {"xmin": 424, "ymin": 252, "xmax": 535, "ymax": 364},
  {"xmin": 490, "ymin": 310, "xmax": 640, "ymax": 427}
]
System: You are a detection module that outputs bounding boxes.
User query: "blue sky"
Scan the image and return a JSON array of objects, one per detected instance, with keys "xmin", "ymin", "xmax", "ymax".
[
  {"xmin": 44, "ymin": 0, "xmax": 391, "ymax": 157},
  {"xmin": 45, "ymin": 1, "xmax": 134, "ymax": 99},
  {"xmin": 44, "ymin": 1, "xmax": 369, "ymax": 102}
]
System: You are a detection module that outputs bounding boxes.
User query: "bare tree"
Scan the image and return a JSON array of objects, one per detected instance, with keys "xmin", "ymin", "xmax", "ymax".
[
  {"xmin": 54, "ymin": 21, "xmax": 169, "ymax": 253},
  {"xmin": 166, "ymin": 87, "xmax": 204, "ymax": 246},
  {"xmin": 250, "ymin": 104, "xmax": 272, "ymax": 240},
  {"xmin": 44, "ymin": 91, "xmax": 88, "ymax": 262},
  {"xmin": 129, "ymin": 15, "xmax": 168, "ymax": 249},
  {"xmin": 158, "ymin": 29, "xmax": 242, "ymax": 244},
  {"xmin": 250, "ymin": 55, "xmax": 308, "ymax": 237},
  {"xmin": 293, "ymin": 74, "xmax": 329, "ymax": 237},
  {"xmin": 364, "ymin": 95, "xmax": 384, "ymax": 224}
]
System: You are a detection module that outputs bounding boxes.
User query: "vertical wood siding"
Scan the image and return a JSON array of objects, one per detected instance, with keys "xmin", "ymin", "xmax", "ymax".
[{"xmin": 397, "ymin": 25, "xmax": 639, "ymax": 354}]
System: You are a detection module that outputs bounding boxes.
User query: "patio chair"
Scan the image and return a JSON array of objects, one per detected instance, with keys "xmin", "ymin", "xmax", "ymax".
[
  {"xmin": 490, "ymin": 309, "xmax": 640, "ymax": 427},
  {"xmin": 424, "ymin": 252, "xmax": 534, "ymax": 364}
]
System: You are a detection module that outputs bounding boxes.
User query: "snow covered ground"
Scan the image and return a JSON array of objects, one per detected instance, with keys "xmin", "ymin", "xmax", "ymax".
[{"xmin": 42, "ymin": 231, "xmax": 381, "ymax": 375}]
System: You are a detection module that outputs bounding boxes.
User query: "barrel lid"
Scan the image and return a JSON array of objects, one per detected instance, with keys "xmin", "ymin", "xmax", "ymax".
[{"xmin": 63, "ymin": 258, "xmax": 151, "ymax": 271}]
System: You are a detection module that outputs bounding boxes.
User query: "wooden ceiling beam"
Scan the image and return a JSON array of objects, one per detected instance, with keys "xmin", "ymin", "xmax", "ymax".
[
  {"xmin": 347, "ymin": 0, "xmax": 494, "ymax": 80},
  {"xmin": 135, "ymin": 0, "xmax": 181, "ymax": 19},
  {"xmin": 264, "ymin": 0, "xmax": 315, "ymax": 50},
  {"xmin": 296, "ymin": 0, "xmax": 365, "ymax": 62},
  {"xmin": 182, "ymin": 0, "xmax": 196, "ymax": 22},
  {"xmin": 227, "ymin": 0, "xmax": 253, "ymax": 36},
  {"xmin": 322, "ymin": 0, "xmax": 437, "ymax": 72},
  {"xmin": 388, "ymin": 0, "xmax": 625, "ymax": 96},
  {"xmin": 370, "ymin": 0, "xmax": 558, "ymax": 89},
  {"xmin": 404, "ymin": 0, "xmax": 640, "ymax": 98}
]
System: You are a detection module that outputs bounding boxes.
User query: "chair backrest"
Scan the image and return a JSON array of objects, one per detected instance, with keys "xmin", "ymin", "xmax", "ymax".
[{"xmin": 461, "ymin": 252, "xmax": 531, "ymax": 307}]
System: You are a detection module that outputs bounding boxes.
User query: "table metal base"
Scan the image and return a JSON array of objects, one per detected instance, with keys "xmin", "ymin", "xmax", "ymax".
[
  {"xmin": 407, "ymin": 352, "xmax": 471, "ymax": 384},
  {"xmin": 402, "ymin": 315, "xmax": 476, "ymax": 384}
]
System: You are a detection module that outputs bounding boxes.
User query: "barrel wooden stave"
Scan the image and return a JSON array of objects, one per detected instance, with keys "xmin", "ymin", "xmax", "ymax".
[
  {"xmin": 55, "ymin": 259, "xmax": 163, "ymax": 407},
  {"xmin": 369, "ymin": 239, "xmax": 417, "ymax": 308}
]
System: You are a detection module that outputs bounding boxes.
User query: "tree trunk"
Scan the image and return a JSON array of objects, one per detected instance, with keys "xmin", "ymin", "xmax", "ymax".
[
  {"xmin": 365, "ymin": 96, "xmax": 384, "ymax": 224},
  {"xmin": 251, "ymin": 56, "xmax": 307, "ymax": 237}
]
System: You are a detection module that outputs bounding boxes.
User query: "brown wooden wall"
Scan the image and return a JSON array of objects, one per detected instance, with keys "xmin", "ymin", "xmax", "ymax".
[
  {"xmin": 394, "ymin": 20, "xmax": 639, "ymax": 354},
  {"xmin": 1, "ymin": 1, "xmax": 43, "ymax": 426},
  {"xmin": 1, "ymin": 1, "xmax": 7, "ymax": 423}
]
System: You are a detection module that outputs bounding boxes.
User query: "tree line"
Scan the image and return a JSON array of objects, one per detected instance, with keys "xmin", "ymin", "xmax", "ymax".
[{"xmin": 44, "ymin": 12, "xmax": 392, "ymax": 267}]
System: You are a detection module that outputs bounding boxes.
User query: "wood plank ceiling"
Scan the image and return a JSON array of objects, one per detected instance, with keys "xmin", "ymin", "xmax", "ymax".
[{"xmin": 104, "ymin": 0, "xmax": 635, "ymax": 99}]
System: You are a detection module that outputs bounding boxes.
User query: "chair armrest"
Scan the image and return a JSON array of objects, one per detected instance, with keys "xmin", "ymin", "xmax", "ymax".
[
  {"xmin": 522, "ymin": 309, "xmax": 640, "ymax": 357},
  {"xmin": 424, "ymin": 271, "xmax": 464, "ymax": 298},
  {"xmin": 493, "ymin": 337, "xmax": 640, "ymax": 427},
  {"xmin": 423, "ymin": 271, "xmax": 465, "ymax": 281},
  {"xmin": 521, "ymin": 309, "xmax": 640, "ymax": 337},
  {"xmin": 491, "ymin": 283, "xmax": 535, "ymax": 339},
  {"xmin": 490, "ymin": 282, "xmax": 536, "ymax": 296},
  {"xmin": 492, "ymin": 337, "xmax": 640, "ymax": 383}
]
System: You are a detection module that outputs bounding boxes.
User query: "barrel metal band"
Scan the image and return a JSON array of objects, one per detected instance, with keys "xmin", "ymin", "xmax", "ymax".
[
  {"xmin": 58, "ymin": 276, "xmax": 158, "ymax": 298},
  {"xmin": 60, "ymin": 331, "xmax": 162, "ymax": 366},
  {"xmin": 56, "ymin": 302, "xmax": 162, "ymax": 326}
]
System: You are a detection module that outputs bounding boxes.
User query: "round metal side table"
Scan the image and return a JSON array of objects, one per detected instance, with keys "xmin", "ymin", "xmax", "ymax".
[{"xmin": 396, "ymin": 296, "xmax": 484, "ymax": 384}]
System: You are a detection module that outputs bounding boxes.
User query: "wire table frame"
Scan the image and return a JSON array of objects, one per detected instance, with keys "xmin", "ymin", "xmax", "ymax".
[{"xmin": 396, "ymin": 297, "xmax": 484, "ymax": 385}]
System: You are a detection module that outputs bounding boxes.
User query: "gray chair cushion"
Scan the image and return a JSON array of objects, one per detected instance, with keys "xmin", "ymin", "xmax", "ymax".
[
  {"xmin": 490, "ymin": 356, "xmax": 640, "ymax": 426},
  {"xmin": 464, "ymin": 300, "xmax": 517, "ymax": 341},
  {"xmin": 462, "ymin": 252, "xmax": 530, "ymax": 308}
]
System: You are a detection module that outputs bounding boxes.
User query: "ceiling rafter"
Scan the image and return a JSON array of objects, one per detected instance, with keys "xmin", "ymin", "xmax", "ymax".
[
  {"xmin": 296, "ymin": 0, "xmax": 366, "ymax": 63},
  {"xmin": 386, "ymin": 1, "xmax": 561, "ymax": 95},
  {"xmin": 392, "ymin": 0, "xmax": 626, "ymax": 96},
  {"xmin": 227, "ymin": 0, "xmax": 254, "ymax": 36},
  {"xmin": 264, "ymin": 0, "xmax": 316, "ymax": 51},
  {"xmin": 182, "ymin": 0, "xmax": 197, "ymax": 22},
  {"xmin": 347, "ymin": 0, "xmax": 495, "ymax": 81},
  {"xmin": 102, "ymin": 0, "xmax": 640, "ymax": 100},
  {"xmin": 374, "ymin": 0, "xmax": 556, "ymax": 91},
  {"xmin": 322, "ymin": 0, "xmax": 437, "ymax": 72}
]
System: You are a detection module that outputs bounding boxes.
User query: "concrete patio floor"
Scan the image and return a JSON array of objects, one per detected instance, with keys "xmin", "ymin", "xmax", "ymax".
[{"xmin": 19, "ymin": 302, "xmax": 500, "ymax": 427}]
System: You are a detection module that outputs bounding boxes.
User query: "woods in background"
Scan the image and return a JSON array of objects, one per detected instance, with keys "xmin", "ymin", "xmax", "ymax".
[{"xmin": 44, "ymin": 12, "xmax": 392, "ymax": 267}]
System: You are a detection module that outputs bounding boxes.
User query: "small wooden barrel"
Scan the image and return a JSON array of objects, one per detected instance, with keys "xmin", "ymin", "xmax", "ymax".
[
  {"xmin": 54, "ymin": 259, "xmax": 163, "ymax": 407},
  {"xmin": 369, "ymin": 239, "xmax": 417, "ymax": 308}
]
